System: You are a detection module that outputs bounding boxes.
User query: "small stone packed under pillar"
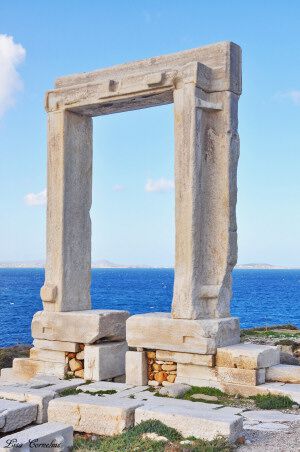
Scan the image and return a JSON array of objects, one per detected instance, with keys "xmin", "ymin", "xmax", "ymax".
[{"xmin": 147, "ymin": 351, "xmax": 177, "ymax": 386}]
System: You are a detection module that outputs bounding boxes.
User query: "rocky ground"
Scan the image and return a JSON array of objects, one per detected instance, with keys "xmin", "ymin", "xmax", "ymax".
[{"xmin": 239, "ymin": 421, "xmax": 300, "ymax": 451}]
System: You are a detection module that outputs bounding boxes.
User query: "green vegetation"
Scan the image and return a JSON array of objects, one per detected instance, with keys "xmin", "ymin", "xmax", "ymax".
[
  {"xmin": 0, "ymin": 345, "xmax": 30, "ymax": 369},
  {"xmin": 242, "ymin": 324, "xmax": 298, "ymax": 332},
  {"xmin": 73, "ymin": 420, "xmax": 230, "ymax": 451},
  {"xmin": 251, "ymin": 394, "xmax": 294, "ymax": 410},
  {"xmin": 241, "ymin": 325, "xmax": 300, "ymax": 342},
  {"xmin": 183, "ymin": 387, "xmax": 226, "ymax": 399},
  {"xmin": 59, "ymin": 388, "xmax": 117, "ymax": 397}
]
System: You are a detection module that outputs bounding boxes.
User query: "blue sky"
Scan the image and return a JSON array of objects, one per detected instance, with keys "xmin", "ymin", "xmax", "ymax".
[{"xmin": 0, "ymin": 0, "xmax": 300, "ymax": 266}]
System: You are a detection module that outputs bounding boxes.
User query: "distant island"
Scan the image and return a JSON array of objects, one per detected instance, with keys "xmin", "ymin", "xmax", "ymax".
[
  {"xmin": 0, "ymin": 259, "xmax": 170, "ymax": 269},
  {"xmin": 0, "ymin": 261, "xmax": 298, "ymax": 269},
  {"xmin": 235, "ymin": 263, "xmax": 299, "ymax": 270}
]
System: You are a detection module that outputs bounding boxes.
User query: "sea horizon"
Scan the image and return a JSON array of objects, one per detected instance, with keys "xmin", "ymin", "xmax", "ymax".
[{"xmin": 0, "ymin": 267, "xmax": 299, "ymax": 347}]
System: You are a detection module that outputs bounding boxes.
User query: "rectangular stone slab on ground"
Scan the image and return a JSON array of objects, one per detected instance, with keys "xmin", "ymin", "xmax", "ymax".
[
  {"xmin": 216, "ymin": 343, "xmax": 280, "ymax": 369},
  {"xmin": 0, "ymin": 399, "xmax": 38, "ymax": 433},
  {"xmin": 79, "ymin": 381, "xmax": 134, "ymax": 393},
  {"xmin": 48, "ymin": 394, "xmax": 143, "ymax": 435},
  {"xmin": 126, "ymin": 313, "xmax": 240, "ymax": 354},
  {"xmin": 32, "ymin": 309, "xmax": 129, "ymax": 343},
  {"xmin": 266, "ymin": 364, "xmax": 300, "ymax": 384},
  {"xmin": 135, "ymin": 403, "xmax": 243, "ymax": 442},
  {"xmin": 0, "ymin": 385, "xmax": 56, "ymax": 423},
  {"xmin": 0, "ymin": 422, "xmax": 73, "ymax": 452},
  {"xmin": 84, "ymin": 341, "xmax": 128, "ymax": 381}
]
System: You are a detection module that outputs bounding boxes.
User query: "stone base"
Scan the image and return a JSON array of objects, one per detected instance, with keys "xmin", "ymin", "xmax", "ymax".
[
  {"xmin": 12, "ymin": 309, "xmax": 130, "ymax": 382},
  {"xmin": 32, "ymin": 309, "xmax": 130, "ymax": 343},
  {"xmin": 126, "ymin": 313, "xmax": 240, "ymax": 354}
]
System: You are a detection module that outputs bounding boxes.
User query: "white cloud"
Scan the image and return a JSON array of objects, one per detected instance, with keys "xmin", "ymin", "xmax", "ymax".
[
  {"xmin": 24, "ymin": 189, "xmax": 47, "ymax": 206},
  {"xmin": 113, "ymin": 184, "xmax": 125, "ymax": 192},
  {"xmin": 0, "ymin": 34, "xmax": 26, "ymax": 118},
  {"xmin": 277, "ymin": 90, "xmax": 300, "ymax": 106},
  {"xmin": 145, "ymin": 178, "xmax": 174, "ymax": 193}
]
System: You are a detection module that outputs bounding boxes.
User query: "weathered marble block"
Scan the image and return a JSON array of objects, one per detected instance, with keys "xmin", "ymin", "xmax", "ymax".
[
  {"xmin": 0, "ymin": 399, "xmax": 38, "ymax": 433},
  {"xmin": 13, "ymin": 358, "xmax": 67, "ymax": 380},
  {"xmin": 156, "ymin": 350, "xmax": 215, "ymax": 367},
  {"xmin": 84, "ymin": 341, "xmax": 128, "ymax": 381},
  {"xmin": 48, "ymin": 395, "xmax": 143, "ymax": 435},
  {"xmin": 216, "ymin": 343, "xmax": 280, "ymax": 369},
  {"xmin": 30, "ymin": 348, "xmax": 66, "ymax": 364},
  {"xmin": 0, "ymin": 422, "xmax": 73, "ymax": 452},
  {"xmin": 0, "ymin": 385, "xmax": 56, "ymax": 423},
  {"xmin": 217, "ymin": 367, "xmax": 266, "ymax": 386},
  {"xmin": 32, "ymin": 309, "xmax": 129, "ymax": 343},
  {"xmin": 125, "ymin": 351, "xmax": 148, "ymax": 386},
  {"xmin": 33, "ymin": 339, "xmax": 80, "ymax": 353},
  {"xmin": 127, "ymin": 313, "xmax": 240, "ymax": 354},
  {"xmin": 266, "ymin": 364, "xmax": 300, "ymax": 384},
  {"xmin": 135, "ymin": 403, "xmax": 243, "ymax": 442}
]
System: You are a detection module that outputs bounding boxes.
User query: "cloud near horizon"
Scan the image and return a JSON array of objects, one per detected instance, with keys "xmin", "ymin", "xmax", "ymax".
[
  {"xmin": 0, "ymin": 34, "xmax": 26, "ymax": 118},
  {"xmin": 24, "ymin": 189, "xmax": 47, "ymax": 206},
  {"xmin": 145, "ymin": 178, "xmax": 174, "ymax": 193},
  {"xmin": 276, "ymin": 90, "xmax": 300, "ymax": 106}
]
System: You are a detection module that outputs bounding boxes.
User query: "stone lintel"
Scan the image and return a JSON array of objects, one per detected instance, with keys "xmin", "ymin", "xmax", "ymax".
[
  {"xmin": 126, "ymin": 313, "xmax": 240, "ymax": 354},
  {"xmin": 46, "ymin": 62, "xmax": 217, "ymax": 116},
  {"xmin": 55, "ymin": 41, "xmax": 241, "ymax": 94},
  {"xmin": 46, "ymin": 42, "xmax": 241, "ymax": 116},
  {"xmin": 32, "ymin": 310, "xmax": 130, "ymax": 344}
]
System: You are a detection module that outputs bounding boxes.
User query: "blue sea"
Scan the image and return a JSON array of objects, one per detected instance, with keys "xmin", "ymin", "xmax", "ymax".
[{"xmin": 0, "ymin": 269, "xmax": 299, "ymax": 347}]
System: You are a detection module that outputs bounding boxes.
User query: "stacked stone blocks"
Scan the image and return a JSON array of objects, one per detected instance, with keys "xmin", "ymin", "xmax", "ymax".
[{"xmin": 11, "ymin": 310, "xmax": 129, "ymax": 381}]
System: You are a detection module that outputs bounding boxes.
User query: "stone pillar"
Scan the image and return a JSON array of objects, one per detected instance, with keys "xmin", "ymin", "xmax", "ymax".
[
  {"xmin": 172, "ymin": 84, "xmax": 239, "ymax": 320},
  {"xmin": 41, "ymin": 110, "xmax": 93, "ymax": 312}
]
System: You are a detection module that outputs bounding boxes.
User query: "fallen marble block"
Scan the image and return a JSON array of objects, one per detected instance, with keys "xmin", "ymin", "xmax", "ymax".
[
  {"xmin": 266, "ymin": 364, "xmax": 300, "ymax": 384},
  {"xmin": 0, "ymin": 422, "xmax": 73, "ymax": 451},
  {"xmin": 48, "ymin": 394, "xmax": 143, "ymax": 435},
  {"xmin": 135, "ymin": 402, "xmax": 243, "ymax": 442},
  {"xmin": 0, "ymin": 399, "xmax": 38, "ymax": 433},
  {"xmin": 216, "ymin": 343, "xmax": 280, "ymax": 369},
  {"xmin": 0, "ymin": 385, "xmax": 57, "ymax": 423}
]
